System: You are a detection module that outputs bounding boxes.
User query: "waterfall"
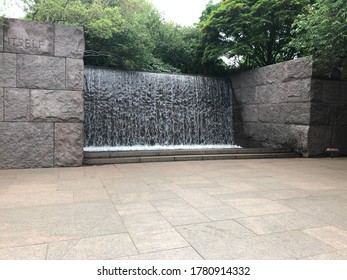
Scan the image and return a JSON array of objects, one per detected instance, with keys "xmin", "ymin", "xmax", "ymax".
[{"xmin": 83, "ymin": 67, "xmax": 233, "ymax": 148}]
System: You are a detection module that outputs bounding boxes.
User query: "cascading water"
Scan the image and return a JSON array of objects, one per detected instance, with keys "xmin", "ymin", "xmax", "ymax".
[{"xmin": 83, "ymin": 67, "xmax": 234, "ymax": 149}]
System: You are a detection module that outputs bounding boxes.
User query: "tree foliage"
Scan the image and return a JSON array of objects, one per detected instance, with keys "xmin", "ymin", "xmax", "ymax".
[
  {"xmin": 290, "ymin": 0, "xmax": 347, "ymax": 61},
  {"xmin": 198, "ymin": 0, "xmax": 310, "ymax": 70},
  {"xmin": 24, "ymin": 0, "xmax": 201, "ymax": 73}
]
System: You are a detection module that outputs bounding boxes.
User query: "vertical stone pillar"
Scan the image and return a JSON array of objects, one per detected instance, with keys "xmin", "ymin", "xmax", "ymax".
[{"xmin": 0, "ymin": 19, "xmax": 84, "ymax": 169}]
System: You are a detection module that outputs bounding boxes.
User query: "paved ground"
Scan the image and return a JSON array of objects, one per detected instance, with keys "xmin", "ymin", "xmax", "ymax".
[{"xmin": 0, "ymin": 158, "xmax": 347, "ymax": 260}]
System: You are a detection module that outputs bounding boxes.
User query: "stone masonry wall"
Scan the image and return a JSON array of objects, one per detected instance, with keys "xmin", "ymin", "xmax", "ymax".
[
  {"xmin": 0, "ymin": 19, "xmax": 84, "ymax": 168},
  {"xmin": 231, "ymin": 57, "xmax": 347, "ymax": 156}
]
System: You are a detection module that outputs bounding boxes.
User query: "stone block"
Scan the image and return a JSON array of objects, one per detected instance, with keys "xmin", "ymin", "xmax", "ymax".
[
  {"xmin": 270, "ymin": 124, "xmax": 291, "ymax": 143},
  {"xmin": 54, "ymin": 123, "xmax": 83, "ymax": 166},
  {"xmin": 341, "ymin": 82, "xmax": 347, "ymax": 103},
  {"xmin": 341, "ymin": 60, "xmax": 347, "ymax": 81},
  {"xmin": 232, "ymin": 106, "xmax": 243, "ymax": 123},
  {"xmin": 260, "ymin": 63, "xmax": 285, "ymax": 85},
  {"xmin": 30, "ymin": 90, "xmax": 83, "ymax": 122},
  {"xmin": 16, "ymin": 54, "xmax": 65, "ymax": 89},
  {"xmin": 308, "ymin": 126, "xmax": 332, "ymax": 156},
  {"xmin": 55, "ymin": 24, "xmax": 84, "ymax": 58},
  {"xmin": 0, "ymin": 122, "xmax": 54, "ymax": 168},
  {"xmin": 4, "ymin": 88, "xmax": 30, "ymax": 121},
  {"xmin": 0, "ymin": 53, "xmax": 16, "ymax": 87},
  {"xmin": 242, "ymin": 105, "xmax": 258, "ymax": 122},
  {"xmin": 310, "ymin": 79, "xmax": 324, "ymax": 102},
  {"xmin": 256, "ymin": 84, "xmax": 282, "ymax": 104},
  {"xmin": 0, "ymin": 88, "xmax": 3, "ymax": 121},
  {"xmin": 0, "ymin": 27, "xmax": 3, "ymax": 52},
  {"xmin": 331, "ymin": 126, "xmax": 347, "ymax": 155},
  {"xmin": 283, "ymin": 57, "xmax": 313, "ymax": 82},
  {"xmin": 281, "ymin": 103, "xmax": 311, "ymax": 125},
  {"xmin": 329, "ymin": 104, "xmax": 347, "ymax": 126},
  {"xmin": 3, "ymin": 18, "xmax": 53, "ymax": 55},
  {"xmin": 66, "ymin": 58, "xmax": 84, "ymax": 90},
  {"xmin": 231, "ymin": 73, "xmax": 245, "ymax": 89},
  {"xmin": 258, "ymin": 104, "xmax": 281, "ymax": 123},
  {"xmin": 322, "ymin": 80, "xmax": 341, "ymax": 103},
  {"xmin": 310, "ymin": 103, "xmax": 330, "ymax": 125},
  {"xmin": 287, "ymin": 125, "xmax": 309, "ymax": 155},
  {"xmin": 281, "ymin": 79, "xmax": 312, "ymax": 102},
  {"xmin": 233, "ymin": 87, "xmax": 256, "ymax": 104}
]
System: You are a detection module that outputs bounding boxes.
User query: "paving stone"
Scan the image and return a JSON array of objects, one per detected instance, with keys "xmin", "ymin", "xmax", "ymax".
[
  {"xmin": 103, "ymin": 178, "xmax": 153, "ymax": 195},
  {"xmin": 121, "ymin": 212, "xmax": 173, "ymax": 233},
  {"xmin": 47, "ymin": 233, "xmax": 137, "ymax": 260},
  {"xmin": 305, "ymin": 249, "xmax": 347, "ymax": 260},
  {"xmin": 225, "ymin": 198, "xmax": 294, "ymax": 216},
  {"xmin": 176, "ymin": 220, "xmax": 256, "ymax": 243},
  {"xmin": 118, "ymin": 247, "xmax": 203, "ymax": 260},
  {"xmin": 259, "ymin": 189, "xmax": 308, "ymax": 200},
  {"xmin": 0, "ymin": 201, "xmax": 126, "ymax": 248},
  {"xmin": 0, "ymin": 53, "xmax": 16, "ymax": 87},
  {"xmin": 173, "ymin": 189, "xmax": 223, "ymax": 208},
  {"xmin": 31, "ymin": 90, "xmax": 83, "ymax": 122},
  {"xmin": 73, "ymin": 188, "xmax": 110, "ymax": 203},
  {"xmin": 57, "ymin": 178, "xmax": 104, "ymax": 191},
  {"xmin": 3, "ymin": 18, "xmax": 54, "ymax": 55},
  {"xmin": 0, "ymin": 190, "xmax": 73, "ymax": 209},
  {"xmin": 4, "ymin": 88, "xmax": 30, "ymax": 121},
  {"xmin": 167, "ymin": 175, "xmax": 213, "ymax": 185},
  {"xmin": 176, "ymin": 221, "xmax": 290, "ymax": 259},
  {"xmin": 130, "ymin": 229, "xmax": 189, "ymax": 254},
  {"xmin": 16, "ymin": 54, "xmax": 65, "ymax": 89},
  {"xmin": 54, "ymin": 123, "xmax": 83, "ymax": 167},
  {"xmin": 111, "ymin": 190, "xmax": 179, "ymax": 204},
  {"xmin": 115, "ymin": 202, "xmax": 157, "ymax": 216},
  {"xmin": 263, "ymin": 231, "xmax": 335, "ymax": 258},
  {"xmin": 303, "ymin": 226, "xmax": 347, "ymax": 249},
  {"xmin": 236, "ymin": 215, "xmax": 293, "ymax": 235},
  {"xmin": 55, "ymin": 24, "xmax": 84, "ymax": 58},
  {"xmin": 152, "ymin": 198, "xmax": 210, "ymax": 225},
  {"xmin": 198, "ymin": 205, "xmax": 247, "ymax": 221},
  {"xmin": 82, "ymin": 165, "xmax": 124, "ymax": 179},
  {"xmin": 0, "ymin": 244, "xmax": 47, "ymax": 260}
]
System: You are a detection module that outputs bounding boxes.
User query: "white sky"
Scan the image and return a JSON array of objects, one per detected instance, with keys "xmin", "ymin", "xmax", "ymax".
[
  {"xmin": 149, "ymin": 0, "xmax": 219, "ymax": 26},
  {"xmin": 1, "ymin": 0, "xmax": 219, "ymax": 26}
]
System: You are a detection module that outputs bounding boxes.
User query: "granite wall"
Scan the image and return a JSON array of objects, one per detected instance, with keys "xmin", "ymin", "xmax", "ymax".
[
  {"xmin": 0, "ymin": 19, "xmax": 84, "ymax": 168},
  {"xmin": 231, "ymin": 57, "xmax": 347, "ymax": 156}
]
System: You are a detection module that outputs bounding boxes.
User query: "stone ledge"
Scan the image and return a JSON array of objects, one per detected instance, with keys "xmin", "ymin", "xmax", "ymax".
[
  {"xmin": 30, "ymin": 89, "xmax": 83, "ymax": 122},
  {"xmin": 0, "ymin": 122, "xmax": 54, "ymax": 169},
  {"xmin": 16, "ymin": 54, "xmax": 66, "ymax": 89}
]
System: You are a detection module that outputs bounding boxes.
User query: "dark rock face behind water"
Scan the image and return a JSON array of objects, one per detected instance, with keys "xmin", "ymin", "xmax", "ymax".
[{"xmin": 84, "ymin": 68, "xmax": 233, "ymax": 147}]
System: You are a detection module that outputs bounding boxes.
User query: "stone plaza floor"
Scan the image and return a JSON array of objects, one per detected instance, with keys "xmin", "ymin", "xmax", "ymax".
[{"xmin": 0, "ymin": 158, "xmax": 347, "ymax": 260}]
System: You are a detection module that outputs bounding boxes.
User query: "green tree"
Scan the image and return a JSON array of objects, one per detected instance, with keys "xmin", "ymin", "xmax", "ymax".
[
  {"xmin": 23, "ymin": 0, "xmax": 202, "ymax": 74},
  {"xmin": 290, "ymin": 0, "xmax": 347, "ymax": 61},
  {"xmin": 24, "ymin": 0, "xmax": 124, "ymax": 39},
  {"xmin": 198, "ymin": 0, "xmax": 310, "ymax": 71}
]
